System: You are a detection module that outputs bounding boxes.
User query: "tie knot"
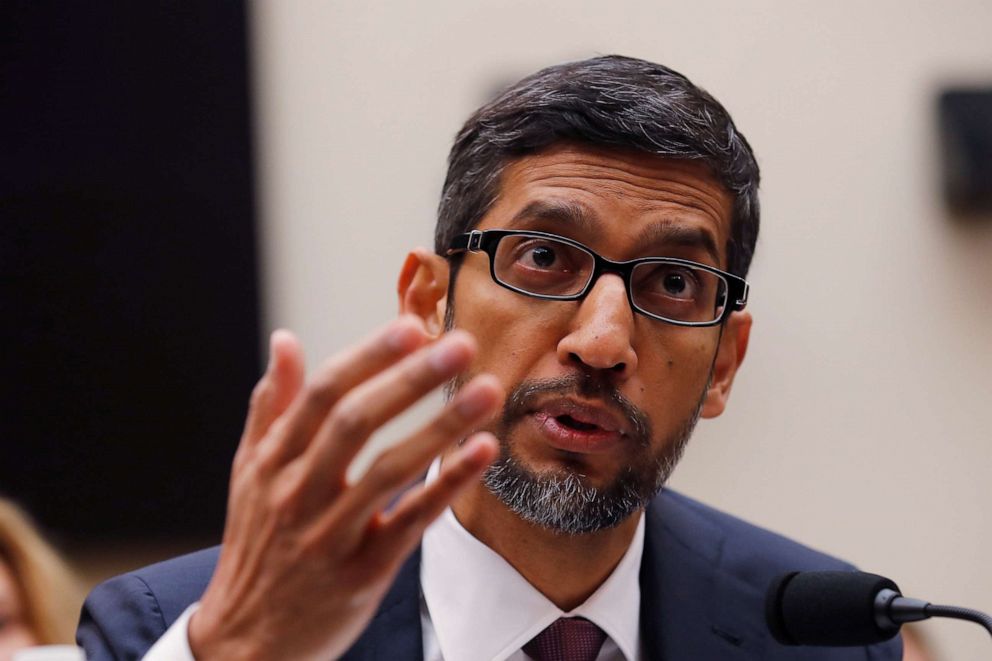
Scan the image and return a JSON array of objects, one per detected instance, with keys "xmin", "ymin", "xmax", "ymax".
[{"xmin": 523, "ymin": 617, "xmax": 608, "ymax": 661}]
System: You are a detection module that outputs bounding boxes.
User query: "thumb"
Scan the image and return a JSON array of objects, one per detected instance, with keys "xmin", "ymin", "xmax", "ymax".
[{"xmin": 241, "ymin": 329, "xmax": 305, "ymax": 447}]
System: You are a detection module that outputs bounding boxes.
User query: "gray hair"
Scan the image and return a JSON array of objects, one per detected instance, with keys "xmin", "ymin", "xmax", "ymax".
[{"xmin": 435, "ymin": 54, "xmax": 760, "ymax": 280}]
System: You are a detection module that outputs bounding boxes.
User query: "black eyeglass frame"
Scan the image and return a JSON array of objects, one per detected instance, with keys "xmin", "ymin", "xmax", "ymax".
[{"xmin": 446, "ymin": 229, "xmax": 750, "ymax": 327}]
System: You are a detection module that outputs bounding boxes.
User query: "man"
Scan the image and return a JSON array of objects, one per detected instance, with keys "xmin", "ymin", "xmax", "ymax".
[{"xmin": 78, "ymin": 56, "xmax": 901, "ymax": 660}]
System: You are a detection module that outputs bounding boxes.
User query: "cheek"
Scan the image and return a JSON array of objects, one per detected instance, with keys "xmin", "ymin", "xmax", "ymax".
[
  {"xmin": 638, "ymin": 333, "xmax": 718, "ymax": 410},
  {"xmin": 679, "ymin": 338, "xmax": 719, "ymax": 379},
  {"xmin": 472, "ymin": 309, "xmax": 562, "ymax": 385},
  {"xmin": 451, "ymin": 272, "xmax": 564, "ymax": 385}
]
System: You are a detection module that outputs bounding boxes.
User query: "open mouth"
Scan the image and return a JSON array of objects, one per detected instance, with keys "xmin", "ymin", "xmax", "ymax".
[
  {"xmin": 555, "ymin": 414, "xmax": 600, "ymax": 432},
  {"xmin": 526, "ymin": 398, "xmax": 631, "ymax": 454},
  {"xmin": 530, "ymin": 408, "xmax": 624, "ymax": 454}
]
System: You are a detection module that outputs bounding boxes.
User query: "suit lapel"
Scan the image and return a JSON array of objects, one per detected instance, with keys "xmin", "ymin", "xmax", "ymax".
[
  {"xmin": 341, "ymin": 548, "xmax": 424, "ymax": 661},
  {"xmin": 342, "ymin": 490, "xmax": 776, "ymax": 661},
  {"xmin": 640, "ymin": 491, "xmax": 769, "ymax": 660}
]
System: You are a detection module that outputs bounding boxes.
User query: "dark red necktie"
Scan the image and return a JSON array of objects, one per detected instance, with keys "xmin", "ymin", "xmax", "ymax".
[{"xmin": 523, "ymin": 617, "xmax": 608, "ymax": 661}]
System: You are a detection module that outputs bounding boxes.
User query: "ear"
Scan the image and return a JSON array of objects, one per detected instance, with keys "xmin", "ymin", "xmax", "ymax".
[
  {"xmin": 397, "ymin": 247, "xmax": 450, "ymax": 337},
  {"xmin": 700, "ymin": 310, "xmax": 752, "ymax": 419}
]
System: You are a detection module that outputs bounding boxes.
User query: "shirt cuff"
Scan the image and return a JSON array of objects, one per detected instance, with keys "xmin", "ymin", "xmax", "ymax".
[{"xmin": 142, "ymin": 602, "xmax": 200, "ymax": 661}]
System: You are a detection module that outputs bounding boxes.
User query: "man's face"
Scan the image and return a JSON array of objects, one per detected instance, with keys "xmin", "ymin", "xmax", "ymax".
[{"xmin": 447, "ymin": 143, "xmax": 737, "ymax": 532}]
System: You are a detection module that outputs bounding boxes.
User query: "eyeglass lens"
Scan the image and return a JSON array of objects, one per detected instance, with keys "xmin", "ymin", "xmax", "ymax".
[{"xmin": 492, "ymin": 234, "xmax": 728, "ymax": 323}]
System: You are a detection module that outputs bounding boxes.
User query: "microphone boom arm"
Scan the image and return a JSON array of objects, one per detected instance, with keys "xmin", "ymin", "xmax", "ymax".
[
  {"xmin": 876, "ymin": 587, "xmax": 992, "ymax": 638},
  {"xmin": 925, "ymin": 604, "xmax": 992, "ymax": 639}
]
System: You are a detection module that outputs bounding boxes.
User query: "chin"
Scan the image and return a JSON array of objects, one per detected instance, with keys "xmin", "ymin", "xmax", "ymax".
[{"xmin": 481, "ymin": 437, "xmax": 677, "ymax": 536}]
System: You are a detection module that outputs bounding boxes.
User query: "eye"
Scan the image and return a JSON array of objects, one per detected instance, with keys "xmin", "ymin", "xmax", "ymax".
[
  {"xmin": 524, "ymin": 244, "xmax": 558, "ymax": 269},
  {"xmin": 644, "ymin": 266, "xmax": 699, "ymax": 299},
  {"xmin": 509, "ymin": 239, "xmax": 580, "ymax": 273},
  {"xmin": 633, "ymin": 262, "xmax": 711, "ymax": 306},
  {"xmin": 662, "ymin": 271, "xmax": 688, "ymax": 296},
  {"xmin": 494, "ymin": 235, "xmax": 592, "ymax": 296}
]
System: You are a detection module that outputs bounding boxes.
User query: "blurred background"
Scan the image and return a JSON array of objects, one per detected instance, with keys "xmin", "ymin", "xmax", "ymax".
[{"xmin": 3, "ymin": 1, "xmax": 990, "ymax": 658}]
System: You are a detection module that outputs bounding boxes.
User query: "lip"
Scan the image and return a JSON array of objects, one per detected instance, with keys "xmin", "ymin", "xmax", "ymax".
[{"xmin": 528, "ymin": 398, "xmax": 629, "ymax": 454}]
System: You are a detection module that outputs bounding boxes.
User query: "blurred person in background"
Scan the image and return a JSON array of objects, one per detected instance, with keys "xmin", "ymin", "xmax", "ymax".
[
  {"xmin": 0, "ymin": 499, "xmax": 81, "ymax": 661},
  {"xmin": 901, "ymin": 625, "xmax": 936, "ymax": 661}
]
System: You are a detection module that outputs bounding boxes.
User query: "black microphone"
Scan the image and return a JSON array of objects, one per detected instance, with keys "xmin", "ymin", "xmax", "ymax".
[{"xmin": 765, "ymin": 570, "xmax": 992, "ymax": 647}]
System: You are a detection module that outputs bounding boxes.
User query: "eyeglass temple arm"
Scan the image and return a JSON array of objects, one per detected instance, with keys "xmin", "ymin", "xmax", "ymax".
[
  {"xmin": 445, "ymin": 230, "xmax": 484, "ymax": 256},
  {"xmin": 733, "ymin": 281, "xmax": 750, "ymax": 311}
]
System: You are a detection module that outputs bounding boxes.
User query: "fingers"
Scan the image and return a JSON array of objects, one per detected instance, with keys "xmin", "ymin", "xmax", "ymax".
[
  {"xmin": 373, "ymin": 432, "xmax": 499, "ymax": 559},
  {"xmin": 302, "ymin": 330, "xmax": 482, "ymax": 489},
  {"xmin": 257, "ymin": 316, "xmax": 430, "ymax": 467},
  {"xmin": 241, "ymin": 330, "xmax": 305, "ymax": 449},
  {"xmin": 328, "ymin": 373, "xmax": 504, "ymax": 530},
  {"xmin": 199, "ymin": 319, "xmax": 504, "ymax": 661}
]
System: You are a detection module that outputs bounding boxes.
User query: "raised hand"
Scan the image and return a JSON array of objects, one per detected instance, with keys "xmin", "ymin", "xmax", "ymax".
[{"xmin": 187, "ymin": 316, "xmax": 503, "ymax": 660}]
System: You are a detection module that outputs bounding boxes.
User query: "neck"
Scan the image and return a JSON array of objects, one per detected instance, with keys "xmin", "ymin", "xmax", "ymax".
[{"xmin": 450, "ymin": 474, "xmax": 641, "ymax": 611}]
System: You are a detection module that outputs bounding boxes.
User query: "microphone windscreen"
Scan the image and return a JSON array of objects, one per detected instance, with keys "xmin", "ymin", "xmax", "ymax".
[{"xmin": 765, "ymin": 571, "xmax": 902, "ymax": 646}]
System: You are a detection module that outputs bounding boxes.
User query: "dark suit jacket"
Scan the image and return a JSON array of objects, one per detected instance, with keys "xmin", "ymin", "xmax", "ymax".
[{"xmin": 77, "ymin": 490, "xmax": 902, "ymax": 660}]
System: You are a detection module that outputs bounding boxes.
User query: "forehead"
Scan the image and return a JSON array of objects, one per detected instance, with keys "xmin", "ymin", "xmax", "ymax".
[{"xmin": 480, "ymin": 143, "xmax": 734, "ymax": 265}]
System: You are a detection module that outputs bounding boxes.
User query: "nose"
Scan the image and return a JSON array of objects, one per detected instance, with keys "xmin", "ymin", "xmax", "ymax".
[{"xmin": 556, "ymin": 273, "xmax": 638, "ymax": 379}]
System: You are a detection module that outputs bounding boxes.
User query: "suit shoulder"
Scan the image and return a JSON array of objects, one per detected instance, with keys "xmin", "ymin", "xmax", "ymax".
[
  {"xmin": 123, "ymin": 546, "xmax": 221, "ymax": 622},
  {"xmin": 652, "ymin": 490, "xmax": 856, "ymax": 592},
  {"xmin": 77, "ymin": 547, "xmax": 220, "ymax": 661},
  {"xmin": 645, "ymin": 492, "xmax": 901, "ymax": 660}
]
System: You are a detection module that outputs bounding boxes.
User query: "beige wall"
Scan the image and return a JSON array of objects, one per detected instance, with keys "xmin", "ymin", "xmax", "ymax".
[{"xmin": 251, "ymin": 1, "xmax": 992, "ymax": 657}]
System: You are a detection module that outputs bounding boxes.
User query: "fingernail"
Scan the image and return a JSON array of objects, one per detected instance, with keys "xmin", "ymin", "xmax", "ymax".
[
  {"xmin": 456, "ymin": 388, "xmax": 492, "ymax": 418},
  {"xmin": 429, "ymin": 338, "xmax": 466, "ymax": 373},
  {"xmin": 462, "ymin": 433, "xmax": 498, "ymax": 464},
  {"xmin": 387, "ymin": 321, "xmax": 420, "ymax": 352},
  {"xmin": 267, "ymin": 332, "xmax": 278, "ymax": 370}
]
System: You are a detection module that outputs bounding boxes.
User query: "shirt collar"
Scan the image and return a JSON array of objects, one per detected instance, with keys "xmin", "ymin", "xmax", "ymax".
[{"xmin": 421, "ymin": 460, "xmax": 644, "ymax": 661}]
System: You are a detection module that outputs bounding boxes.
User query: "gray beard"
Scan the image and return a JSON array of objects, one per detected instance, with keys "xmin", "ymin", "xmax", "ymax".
[{"xmin": 480, "ymin": 374, "xmax": 705, "ymax": 536}]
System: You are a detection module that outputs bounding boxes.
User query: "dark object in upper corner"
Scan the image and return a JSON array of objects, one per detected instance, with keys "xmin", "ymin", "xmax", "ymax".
[{"xmin": 938, "ymin": 87, "xmax": 992, "ymax": 215}]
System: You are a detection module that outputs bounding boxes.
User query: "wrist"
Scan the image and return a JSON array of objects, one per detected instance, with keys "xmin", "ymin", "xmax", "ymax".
[{"xmin": 188, "ymin": 604, "xmax": 258, "ymax": 661}]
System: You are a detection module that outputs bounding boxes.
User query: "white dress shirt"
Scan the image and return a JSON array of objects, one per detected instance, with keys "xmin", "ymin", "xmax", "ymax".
[
  {"xmin": 421, "ymin": 498, "xmax": 644, "ymax": 661},
  {"xmin": 142, "ymin": 463, "xmax": 645, "ymax": 661}
]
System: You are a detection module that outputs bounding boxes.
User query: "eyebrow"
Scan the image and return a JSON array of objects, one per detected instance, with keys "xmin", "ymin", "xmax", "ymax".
[
  {"xmin": 636, "ymin": 222, "xmax": 722, "ymax": 266},
  {"xmin": 508, "ymin": 200, "xmax": 601, "ymax": 236},
  {"xmin": 510, "ymin": 199, "xmax": 722, "ymax": 265}
]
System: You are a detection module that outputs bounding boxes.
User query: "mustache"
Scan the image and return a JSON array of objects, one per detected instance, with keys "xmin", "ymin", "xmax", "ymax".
[{"xmin": 499, "ymin": 374, "xmax": 653, "ymax": 447}]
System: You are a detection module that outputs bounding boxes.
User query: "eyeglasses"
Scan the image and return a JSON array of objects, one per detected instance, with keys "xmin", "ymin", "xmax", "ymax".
[{"xmin": 446, "ymin": 229, "xmax": 749, "ymax": 327}]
